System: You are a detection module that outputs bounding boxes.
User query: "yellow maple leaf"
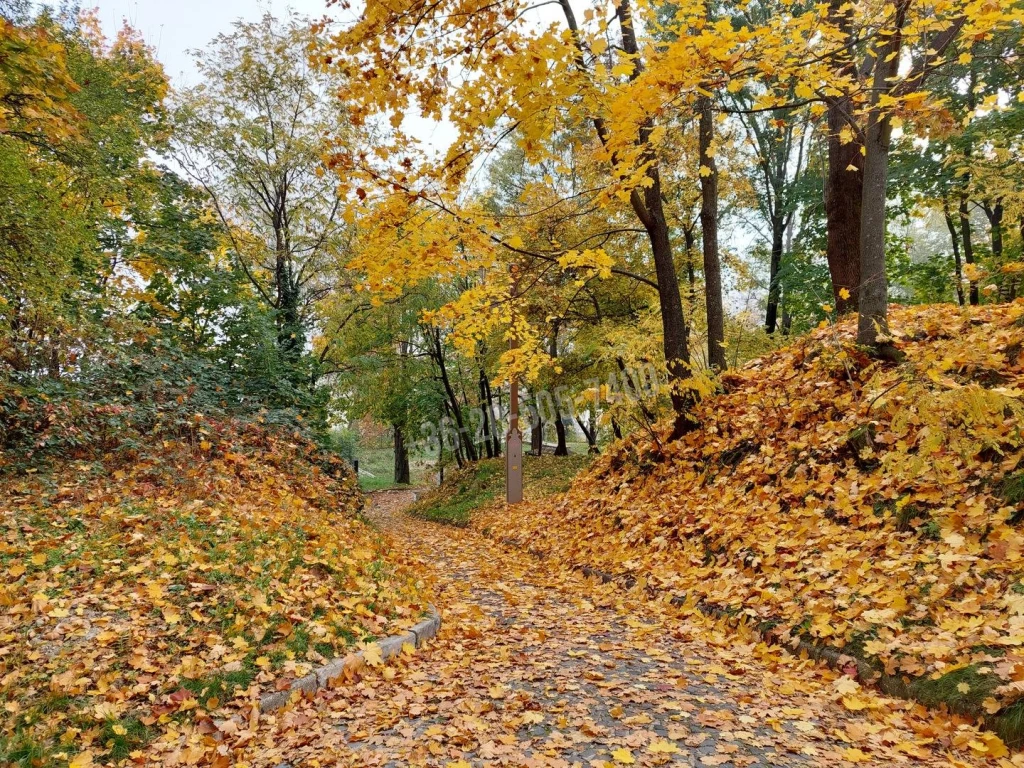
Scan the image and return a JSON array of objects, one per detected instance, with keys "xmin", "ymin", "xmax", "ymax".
[
  {"xmin": 611, "ymin": 747, "xmax": 635, "ymax": 764},
  {"xmin": 69, "ymin": 751, "xmax": 94, "ymax": 768},
  {"xmin": 648, "ymin": 739, "xmax": 679, "ymax": 754},
  {"xmin": 362, "ymin": 642, "xmax": 383, "ymax": 667},
  {"xmin": 161, "ymin": 606, "xmax": 181, "ymax": 625},
  {"xmin": 841, "ymin": 748, "xmax": 871, "ymax": 762},
  {"xmin": 841, "ymin": 695, "xmax": 869, "ymax": 711}
]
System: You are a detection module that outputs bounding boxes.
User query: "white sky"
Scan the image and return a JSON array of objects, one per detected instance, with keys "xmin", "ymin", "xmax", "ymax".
[
  {"xmin": 92, "ymin": 0, "xmax": 331, "ymax": 86},
  {"xmin": 92, "ymin": 0, "xmax": 458, "ymax": 151}
]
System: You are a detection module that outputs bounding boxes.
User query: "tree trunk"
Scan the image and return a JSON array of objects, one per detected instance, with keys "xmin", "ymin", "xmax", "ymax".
[
  {"xmin": 960, "ymin": 196, "xmax": 979, "ymax": 306},
  {"xmin": 698, "ymin": 75, "xmax": 726, "ymax": 369},
  {"xmin": 433, "ymin": 330, "xmax": 478, "ymax": 461},
  {"xmin": 961, "ymin": 63, "xmax": 979, "ymax": 307},
  {"xmin": 683, "ymin": 224, "xmax": 698, "ymax": 305},
  {"xmin": 984, "ymin": 202, "xmax": 1007, "ymax": 301},
  {"xmin": 484, "ymin": 374, "xmax": 501, "ymax": 457},
  {"xmin": 393, "ymin": 424, "xmax": 410, "ymax": 484},
  {"xmin": 553, "ymin": 415, "xmax": 568, "ymax": 456},
  {"xmin": 943, "ymin": 201, "xmax": 965, "ymax": 306},
  {"xmin": 824, "ymin": 0, "xmax": 862, "ymax": 314},
  {"xmin": 856, "ymin": 1, "xmax": 907, "ymax": 354},
  {"xmin": 575, "ymin": 413, "xmax": 598, "ymax": 453},
  {"xmin": 530, "ymin": 391, "xmax": 544, "ymax": 456},
  {"xmin": 548, "ymin": 325, "xmax": 569, "ymax": 456},
  {"xmin": 478, "ymin": 368, "xmax": 494, "ymax": 459},
  {"xmin": 765, "ymin": 215, "xmax": 785, "ymax": 333}
]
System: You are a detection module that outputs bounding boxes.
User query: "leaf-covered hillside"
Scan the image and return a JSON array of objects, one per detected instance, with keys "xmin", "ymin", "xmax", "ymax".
[
  {"xmin": 0, "ymin": 423, "xmax": 428, "ymax": 767},
  {"xmin": 480, "ymin": 302, "xmax": 1024, "ymax": 717}
]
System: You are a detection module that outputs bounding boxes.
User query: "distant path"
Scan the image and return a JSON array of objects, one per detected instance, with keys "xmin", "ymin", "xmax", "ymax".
[{"xmin": 262, "ymin": 491, "xmax": 978, "ymax": 767}]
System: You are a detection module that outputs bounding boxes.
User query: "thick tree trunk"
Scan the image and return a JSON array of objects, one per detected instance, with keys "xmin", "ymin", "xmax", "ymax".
[
  {"xmin": 698, "ymin": 85, "xmax": 726, "ymax": 370},
  {"xmin": 824, "ymin": 0, "xmax": 862, "ymax": 314},
  {"xmin": 393, "ymin": 424, "xmax": 410, "ymax": 484},
  {"xmin": 645, "ymin": 208, "xmax": 694, "ymax": 434},
  {"xmin": 553, "ymin": 416, "xmax": 568, "ymax": 456},
  {"xmin": 856, "ymin": 1, "xmax": 907, "ymax": 353},
  {"xmin": 765, "ymin": 216, "xmax": 785, "ymax": 333}
]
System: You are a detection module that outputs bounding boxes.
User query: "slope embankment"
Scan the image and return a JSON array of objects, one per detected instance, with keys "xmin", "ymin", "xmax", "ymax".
[
  {"xmin": 0, "ymin": 422, "xmax": 428, "ymax": 766},
  {"xmin": 478, "ymin": 302, "xmax": 1024, "ymax": 748}
]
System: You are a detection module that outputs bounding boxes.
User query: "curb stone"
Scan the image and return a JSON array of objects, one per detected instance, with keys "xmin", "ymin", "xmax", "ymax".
[{"xmin": 259, "ymin": 605, "xmax": 441, "ymax": 712}]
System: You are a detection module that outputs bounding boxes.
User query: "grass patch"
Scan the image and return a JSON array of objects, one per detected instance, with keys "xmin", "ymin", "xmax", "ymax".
[
  {"xmin": 410, "ymin": 454, "xmax": 593, "ymax": 526},
  {"xmin": 908, "ymin": 665, "xmax": 1000, "ymax": 712},
  {"xmin": 181, "ymin": 665, "xmax": 259, "ymax": 704}
]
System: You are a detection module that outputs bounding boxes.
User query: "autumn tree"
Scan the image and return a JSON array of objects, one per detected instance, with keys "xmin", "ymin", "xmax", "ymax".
[
  {"xmin": 174, "ymin": 12, "xmax": 350, "ymax": 386},
  {"xmin": 319, "ymin": 0, "xmax": 717, "ymax": 436},
  {"xmin": 0, "ymin": 9, "xmax": 169, "ymax": 377}
]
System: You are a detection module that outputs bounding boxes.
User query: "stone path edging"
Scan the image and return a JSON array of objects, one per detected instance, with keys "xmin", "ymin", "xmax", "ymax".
[{"xmin": 259, "ymin": 605, "xmax": 442, "ymax": 712}]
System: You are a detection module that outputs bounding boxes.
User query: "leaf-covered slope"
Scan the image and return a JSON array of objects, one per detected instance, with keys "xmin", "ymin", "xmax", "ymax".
[
  {"xmin": 480, "ymin": 302, "xmax": 1024, "ymax": 711},
  {"xmin": 0, "ymin": 424, "xmax": 427, "ymax": 766}
]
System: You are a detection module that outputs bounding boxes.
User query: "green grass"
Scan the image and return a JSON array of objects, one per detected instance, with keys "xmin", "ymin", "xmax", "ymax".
[
  {"xmin": 909, "ymin": 664, "xmax": 1000, "ymax": 712},
  {"xmin": 354, "ymin": 447, "xmax": 437, "ymax": 491},
  {"xmin": 409, "ymin": 454, "xmax": 593, "ymax": 526}
]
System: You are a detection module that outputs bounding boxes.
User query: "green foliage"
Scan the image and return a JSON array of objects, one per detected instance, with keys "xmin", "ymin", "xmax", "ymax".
[{"xmin": 0, "ymin": 338, "xmax": 316, "ymax": 472}]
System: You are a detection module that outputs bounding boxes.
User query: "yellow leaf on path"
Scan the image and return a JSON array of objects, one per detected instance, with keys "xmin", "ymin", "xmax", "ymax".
[
  {"xmin": 841, "ymin": 696, "xmax": 869, "ymax": 711},
  {"xmin": 611, "ymin": 747, "xmax": 635, "ymax": 764},
  {"xmin": 841, "ymin": 747, "xmax": 871, "ymax": 762},
  {"xmin": 401, "ymin": 641, "xmax": 416, "ymax": 656},
  {"xmin": 447, "ymin": 761, "xmax": 472, "ymax": 768},
  {"xmin": 363, "ymin": 642, "xmax": 383, "ymax": 667},
  {"xmin": 833, "ymin": 676, "xmax": 859, "ymax": 695},
  {"xmin": 649, "ymin": 739, "xmax": 679, "ymax": 753}
]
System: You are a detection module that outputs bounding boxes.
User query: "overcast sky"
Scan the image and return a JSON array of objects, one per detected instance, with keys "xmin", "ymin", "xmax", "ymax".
[{"xmin": 92, "ymin": 0, "xmax": 329, "ymax": 86}]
